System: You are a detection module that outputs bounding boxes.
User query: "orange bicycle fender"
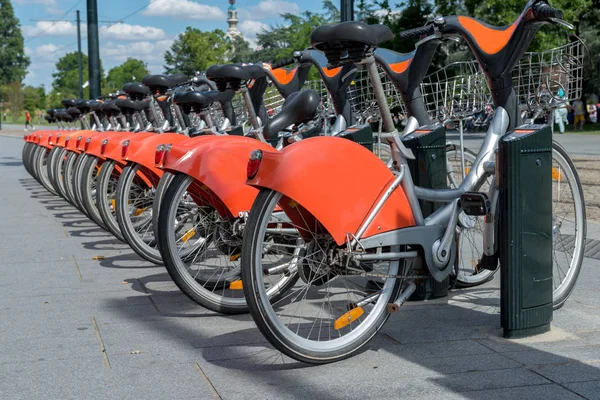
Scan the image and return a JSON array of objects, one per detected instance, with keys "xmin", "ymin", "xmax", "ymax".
[
  {"xmin": 247, "ymin": 136, "xmax": 416, "ymax": 245},
  {"xmin": 123, "ymin": 133, "xmax": 189, "ymax": 173},
  {"xmin": 101, "ymin": 132, "xmax": 155, "ymax": 162},
  {"xmin": 163, "ymin": 135, "xmax": 276, "ymax": 218},
  {"xmin": 84, "ymin": 131, "xmax": 127, "ymax": 158},
  {"xmin": 36, "ymin": 132, "xmax": 54, "ymax": 149}
]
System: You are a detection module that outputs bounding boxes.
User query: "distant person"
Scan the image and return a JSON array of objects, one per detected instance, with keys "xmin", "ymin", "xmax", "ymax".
[
  {"xmin": 24, "ymin": 111, "xmax": 35, "ymax": 131},
  {"xmin": 554, "ymin": 88, "xmax": 569, "ymax": 134},
  {"xmin": 3, "ymin": 112, "xmax": 6, "ymax": 121},
  {"xmin": 573, "ymin": 97, "xmax": 585, "ymax": 131},
  {"xmin": 587, "ymin": 103, "xmax": 597, "ymax": 123}
]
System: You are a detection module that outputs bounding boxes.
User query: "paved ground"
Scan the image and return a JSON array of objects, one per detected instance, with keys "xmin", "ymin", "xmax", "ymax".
[{"xmin": 2, "ymin": 135, "xmax": 600, "ymax": 399}]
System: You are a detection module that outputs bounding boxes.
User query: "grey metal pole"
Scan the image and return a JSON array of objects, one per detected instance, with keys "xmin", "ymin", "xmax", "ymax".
[
  {"xmin": 86, "ymin": 0, "xmax": 101, "ymax": 99},
  {"xmin": 76, "ymin": 10, "xmax": 83, "ymax": 99},
  {"xmin": 340, "ymin": 0, "xmax": 354, "ymax": 22}
]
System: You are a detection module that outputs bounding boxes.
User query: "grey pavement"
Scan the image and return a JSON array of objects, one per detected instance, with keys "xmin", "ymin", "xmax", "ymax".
[{"xmin": 2, "ymin": 135, "xmax": 600, "ymax": 399}]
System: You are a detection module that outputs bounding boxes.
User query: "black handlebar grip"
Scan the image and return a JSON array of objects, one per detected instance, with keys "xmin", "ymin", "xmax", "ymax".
[
  {"xmin": 398, "ymin": 24, "xmax": 436, "ymax": 40},
  {"xmin": 270, "ymin": 58, "xmax": 295, "ymax": 69},
  {"xmin": 534, "ymin": 4, "xmax": 563, "ymax": 21}
]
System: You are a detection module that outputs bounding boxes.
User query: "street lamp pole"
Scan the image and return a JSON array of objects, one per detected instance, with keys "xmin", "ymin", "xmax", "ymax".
[{"xmin": 340, "ymin": 0, "xmax": 354, "ymax": 22}]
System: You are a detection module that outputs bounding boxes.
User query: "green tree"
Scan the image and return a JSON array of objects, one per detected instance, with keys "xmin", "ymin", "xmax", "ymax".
[
  {"xmin": 52, "ymin": 52, "xmax": 105, "ymax": 99},
  {"xmin": 229, "ymin": 36, "xmax": 254, "ymax": 63},
  {"xmin": 164, "ymin": 28, "xmax": 231, "ymax": 76},
  {"xmin": 254, "ymin": 11, "xmax": 328, "ymax": 62},
  {"xmin": 106, "ymin": 58, "xmax": 149, "ymax": 92},
  {"xmin": 22, "ymin": 85, "xmax": 44, "ymax": 112},
  {"xmin": 5, "ymin": 81, "xmax": 23, "ymax": 121},
  {"xmin": 0, "ymin": 0, "xmax": 30, "ymax": 85}
]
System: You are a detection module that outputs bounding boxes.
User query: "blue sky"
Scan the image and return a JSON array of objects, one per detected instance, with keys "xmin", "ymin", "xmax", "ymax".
[{"xmin": 13, "ymin": 0, "xmax": 323, "ymax": 89}]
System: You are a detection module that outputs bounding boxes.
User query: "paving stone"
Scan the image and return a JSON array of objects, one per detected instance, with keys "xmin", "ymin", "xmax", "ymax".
[{"xmin": 563, "ymin": 380, "xmax": 600, "ymax": 400}]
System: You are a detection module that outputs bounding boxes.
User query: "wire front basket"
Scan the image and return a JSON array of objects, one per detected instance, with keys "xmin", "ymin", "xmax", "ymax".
[
  {"xmin": 513, "ymin": 40, "xmax": 585, "ymax": 112},
  {"xmin": 421, "ymin": 61, "xmax": 491, "ymax": 122},
  {"xmin": 347, "ymin": 67, "xmax": 406, "ymax": 124}
]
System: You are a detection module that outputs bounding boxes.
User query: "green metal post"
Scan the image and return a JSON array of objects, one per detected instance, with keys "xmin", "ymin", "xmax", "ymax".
[
  {"xmin": 499, "ymin": 124, "xmax": 553, "ymax": 338},
  {"xmin": 86, "ymin": 0, "xmax": 101, "ymax": 99}
]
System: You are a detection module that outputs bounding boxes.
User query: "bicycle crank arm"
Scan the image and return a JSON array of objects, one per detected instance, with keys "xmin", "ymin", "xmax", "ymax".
[{"xmin": 387, "ymin": 281, "xmax": 416, "ymax": 313}]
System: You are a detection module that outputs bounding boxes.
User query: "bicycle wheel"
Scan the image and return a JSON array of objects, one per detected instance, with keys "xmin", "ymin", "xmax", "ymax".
[
  {"xmin": 158, "ymin": 173, "xmax": 264, "ymax": 313},
  {"xmin": 33, "ymin": 146, "xmax": 59, "ymax": 196},
  {"xmin": 446, "ymin": 144, "xmax": 495, "ymax": 287},
  {"xmin": 116, "ymin": 163, "xmax": 162, "ymax": 264},
  {"xmin": 551, "ymin": 141, "xmax": 586, "ymax": 309},
  {"xmin": 152, "ymin": 171, "xmax": 174, "ymax": 243},
  {"xmin": 78, "ymin": 155, "xmax": 111, "ymax": 232},
  {"xmin": 63, "ymin": 151, "xmax": 81, "ymax": 207},
  {"xmin": 241, "ymin": 189, "xmax": 404, "ymax": 364},
  {"xmin": 96, "ymin": 159, "xmax": 126, "ymax": 241},
  {"xmin": 51, "ymin": 148, "xmax": 72, "ymax": 203},
  {"xmin": 46, "ymin": 147, "xmax": 62, "ymax": 193},
  {"xmin": 22, "ymin": 143, "xmax": 34, "ymax": 176}
]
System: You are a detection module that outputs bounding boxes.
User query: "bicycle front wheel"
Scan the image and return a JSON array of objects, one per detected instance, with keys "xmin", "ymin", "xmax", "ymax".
[
  {"xmin": 241, "ymin": 189, "xmax": 404, "ymax": 364},
  {"xmin": 551, "ymin": 141, "xmax": 586, "ymax": 309}
]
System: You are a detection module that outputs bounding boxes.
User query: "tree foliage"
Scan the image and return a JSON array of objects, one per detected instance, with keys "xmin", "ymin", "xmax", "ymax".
[
  {"xmin": 106, "ymin": 58, "xmax": 149, "ymax": 92},
  {"xmin": 52, "ymin": 52, "xmax": 104, "ymax": 99},
  {"xmin": 164, "ymin": 28, "xmax": 231, "ymax": 76},
  {"xmin": 23, "ymin": 85, "xmax": 46, "ymax": 112},
  {"xmin": 0, "ymin": 0, "xmax": 30, "ymax": 85}
]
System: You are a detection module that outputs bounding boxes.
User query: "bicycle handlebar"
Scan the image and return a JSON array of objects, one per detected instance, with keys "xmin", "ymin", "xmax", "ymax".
[
  {"xmin": 398, "ymin": 24, "xmax": 436, "ymax": 40},
  {"xmin": 533, "ymin": 3, "xmax": 563, "ymax": 21},
  {"xmin": 270, "ymin": 57, "xmax": 295, "ymax": 69}
]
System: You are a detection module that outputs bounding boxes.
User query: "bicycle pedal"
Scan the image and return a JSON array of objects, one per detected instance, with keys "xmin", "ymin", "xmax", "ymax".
[
  {"xmin": 460, "ymin": 192, "xmax": 491, "ymax": 216},
  {"xmin": 477, "ymin": 253, "xmax": 499, "ymax": 271}
]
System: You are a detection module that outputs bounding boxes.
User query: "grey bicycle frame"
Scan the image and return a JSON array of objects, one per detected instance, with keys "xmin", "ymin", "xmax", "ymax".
[{"xmin": 344, "ymin": 53, "xmax": 511, "ymax": 280}]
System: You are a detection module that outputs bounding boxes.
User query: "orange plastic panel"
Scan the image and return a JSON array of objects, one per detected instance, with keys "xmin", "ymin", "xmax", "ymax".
[
  {"xmin": 101, "ymin": 132, "xmax": 155, "ymax": 162},
  {"xmin": 84, "ymin": 131, "xmax": 130, "ymax": 158},
  {"xmin": 389, "ymin": 59, "xmax": 412, "ymax": 74},
  {"xmin": 270, "ymin": 67, "xmax": 298, "ymax": 85},
  {"xmin": 458, "ymin": 16, "xmax": 518, "ymax": 55},
  {"xmin": 248, "ymin": 136, "xmax": 416, "ymax": 245},
  {"xmin": 163, "ymin": 136, "xmax": 276, "ymax": 218},
  {"xmin": 124, "ymin": 133, "xmax": 189, "ymax": 172}
]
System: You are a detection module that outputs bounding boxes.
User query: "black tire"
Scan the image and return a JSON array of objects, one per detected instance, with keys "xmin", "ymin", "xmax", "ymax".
[
  {"xmin": 71, "ymin": 152, "xmax": 92, "ymax": 217},
  {"xmin": 78, "ymin": 155, "xmax": 110, "ymax": 232},
  {"xmin": 46, "ymin": 147, "xmax": 62, "ymax": 194},
  {"xmin": 241, "ymin": 189, "xmax": 402, "ymax": 364},
  {"xmin": 50, "ymin": 148, "xmax": 72, "ymax": 203},
  {"xmin": 152, "ymin": 171, "xmax": 174, "ymax": 241},
  {"xmin": 32, "ymin": 146, "xmax": 59, "ymax": 195},
  {"xmin": 63, "ymin": 151, "xmax": 81, "ymax": 207},
  {"xmin": 551, "ymin": 141, "xmax": 586, "ymax": 309},
  {"xmin": 96, "ymin": 159, "xmax": 126, "ymax": 241},
  {"xmin": 158, "ymin": 173, "xmax": 257, "ymax": 314},
  {"xmin": 116, "ymin": 163, "xmax": 163, "ymax": 264}
]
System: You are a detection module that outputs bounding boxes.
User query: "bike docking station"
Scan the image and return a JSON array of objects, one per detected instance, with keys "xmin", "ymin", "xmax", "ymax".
[
  {"xmin": 402, "ymin": 124, "xmax": 450, "ymax": 300},
  {"xmin": 498, "ymin": 124, "xmax": 553, "ymax": 338}
]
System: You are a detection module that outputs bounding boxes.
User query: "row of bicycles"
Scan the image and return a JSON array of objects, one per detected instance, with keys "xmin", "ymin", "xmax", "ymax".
[{"xmin": 22, "ymin": 0, "xmax": 586, "ymax": 364}]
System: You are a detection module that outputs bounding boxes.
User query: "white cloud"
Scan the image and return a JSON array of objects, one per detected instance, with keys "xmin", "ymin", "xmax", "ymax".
[
  {"xmin": 238, "ymin": 0, "xmax": 300, "ymax": 20},
  {"xmin": 101, "ymin": 40, "xmax": 174, "ymax": 65},
  {"xmin": 22, "ymin": 21, "xmax": 83, "ymax": 38},
  {"xmin": 14, "ymin": 0, "xmax": 59, "ymax": 14},
  {"xmin": 100, "ymin": 23, "xmax": 166, "ymax": 41},
  {"xmin": 239, "ymin": 20, "xmax": 268, "ymax": 39},
  {"xmin": 143, "ymin": 0, "xmax": 225, "ymax": 21}
]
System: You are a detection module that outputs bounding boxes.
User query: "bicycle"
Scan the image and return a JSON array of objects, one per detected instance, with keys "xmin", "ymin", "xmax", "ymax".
[{"xmin": 240, "ymin": 0, "xmax": 586, "ymax": 363}]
